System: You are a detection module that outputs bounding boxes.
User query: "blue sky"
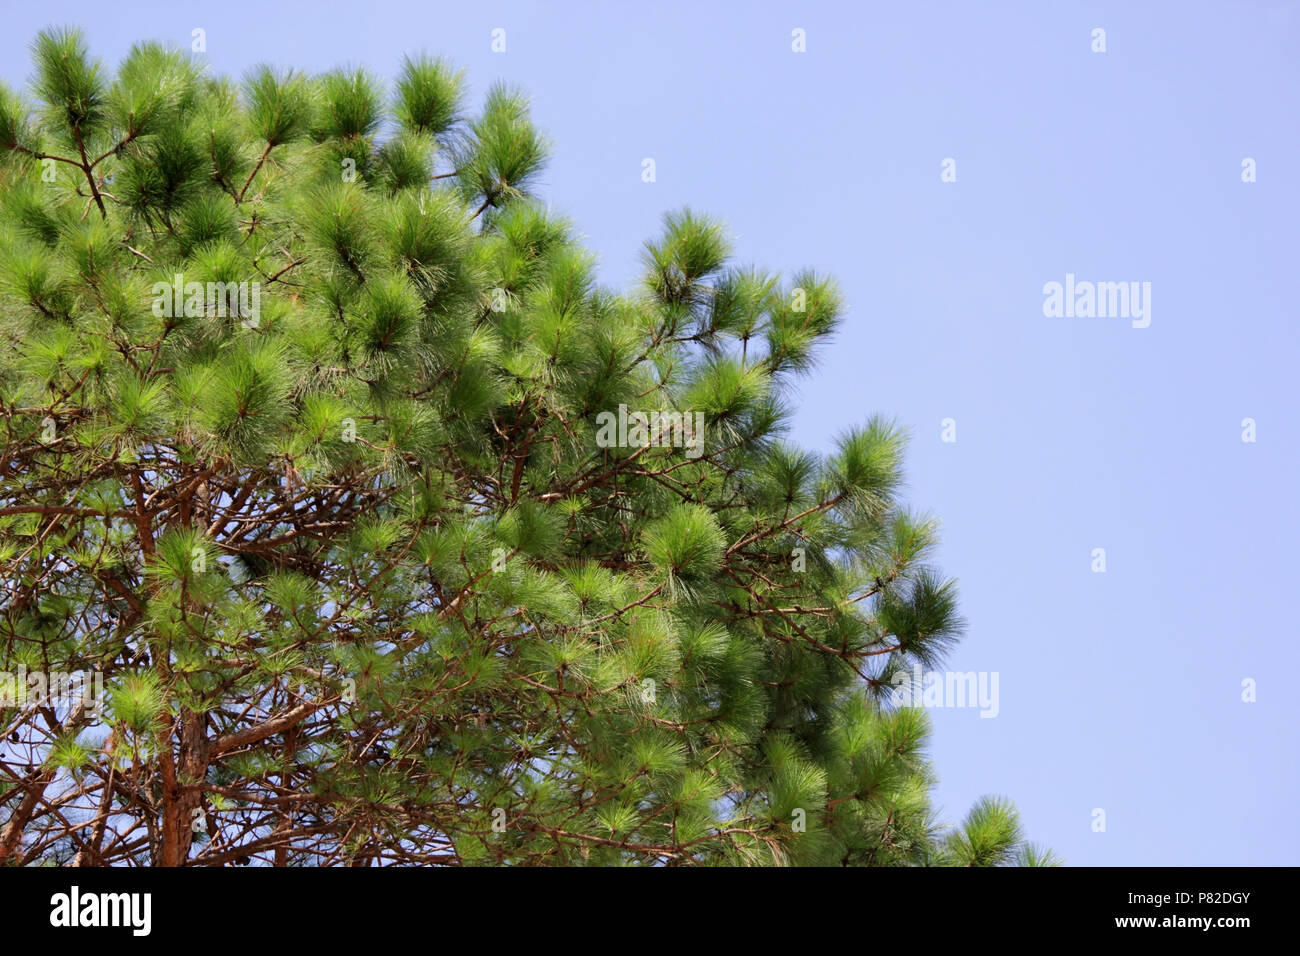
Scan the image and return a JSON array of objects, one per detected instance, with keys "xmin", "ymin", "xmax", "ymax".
[{"xmin": 3, "ymin": 0, "xmax": 1296, "ymax": 865}]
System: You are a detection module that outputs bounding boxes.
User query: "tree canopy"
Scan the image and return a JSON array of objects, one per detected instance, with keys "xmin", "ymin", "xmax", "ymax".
[{"xmin": 0, "ymin": 28, "xmax": 1054, "ymax": 866}]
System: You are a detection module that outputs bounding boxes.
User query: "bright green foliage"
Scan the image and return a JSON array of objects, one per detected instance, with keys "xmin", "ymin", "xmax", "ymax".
[{"xmin": 0, "ymin": 29, "xmax": 1052, "ymax": 866}]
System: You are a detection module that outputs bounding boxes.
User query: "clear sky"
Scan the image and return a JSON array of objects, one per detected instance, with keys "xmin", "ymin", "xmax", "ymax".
[{"xmin": 2, "ymin": 0, "xmax": 1296, "ymax": 866}]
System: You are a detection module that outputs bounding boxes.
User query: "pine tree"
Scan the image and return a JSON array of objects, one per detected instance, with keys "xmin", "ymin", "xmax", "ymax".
[{"xmin": 0, "ymin": 28, "xmax": 1056, "ymax": 867}]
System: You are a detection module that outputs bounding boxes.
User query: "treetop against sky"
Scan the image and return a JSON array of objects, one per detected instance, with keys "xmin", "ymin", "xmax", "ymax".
[{"xmin": 0, "ymin": 26, "xmax": 1057, "ymax": 866}]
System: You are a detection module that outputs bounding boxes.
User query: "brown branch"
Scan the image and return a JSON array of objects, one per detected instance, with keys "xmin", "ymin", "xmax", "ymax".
[
  {"xmin": 210, "ymin": 699, "xmax": 330, "ymax": 757},
  {"xmin": 237, "ymin": 143, "xmax": 274, "ymax": 203},
  {"xmin": 72, "ymin": 127, "xmax": 107, "ymax": 218}
]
